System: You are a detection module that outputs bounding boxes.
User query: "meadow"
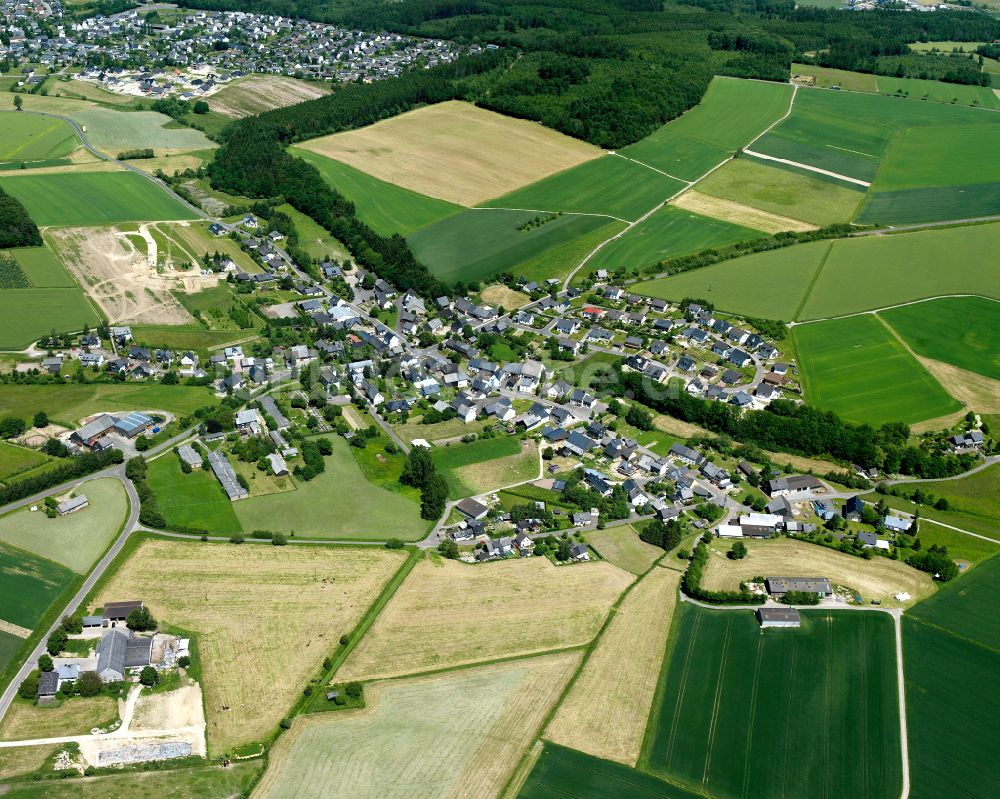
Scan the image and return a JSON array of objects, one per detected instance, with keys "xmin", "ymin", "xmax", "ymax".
[
  {"xmin": 0, "ymin": 114, "xmax": 77, "ymax": 165},
  {"xmin": 584, "ymin": 526, "xmax": 663, "ymax": 576},
  {"xmin": 147, "ymin": 455, "xmax": 242, "ymax": 534},
  {"xmin": 70, "ymin": 108, "xmax": 216, "ymax": 155},
  {"xmin": 790, "ymin": 63, "xmax": 878, "ymax": 92},
  {"xmin": 644, "ymin": 605, "xmax": 901, "ymax": 799},
  {"xmin": 273, "ymin": 203, "xmax": 350, "ymax": 262},
  {"xmin": 0, "ymin": 170, "xmax": 197, "ymax": 226},
  {"xmin": 792, "ymin": 315, "xmax": 960, "ymax": 426},
  {"xmin": 0, "ymin": 442, "xmax": 52, "ymax": 484},
  {"xmin": 408, "ymin": 208, "xmax": 611, "ymax": 284},
  {"xmin": 0, "ymin": 288, "xmax": 100, "ymax": 349},
  {"xmin": 431, "ymin": 437, "xmax": 538, "ymax": 498},
  {"xmin": 95, "ymin": 539, "xmax": 406, "ymax": 755},
  {"xmin": 874, "ymin": 74, "xmax": 1000, "ymax": 109},
  {"xmin": 259, "ymin": 654, "xmax": 578, "ymax": 799},
  {"xmin": 290, "ymin": 147, "xmax": 461, "ymax": 236},
  {"xmin": 587, "ymin": 206, "xmax": 763, "ymax": 275},
  {"xmin": 880, "ymin": 297, "xmax": 1000, "ymax": 381},
  {"xmin": 902, "ymin": 463, "xmax": 999, "ymax": 537},
  {"xmin": 0, "ymin": 694, "xmax": 117, "ymax": 741},
  {"xmin": 0, "ymin": 542, "xmax": 75, "ymax": 630},
  {"xmin": 297, "ymin": 100, "xmax": 601, "ymax": 206},
  {"xmin": 0, "ymin": 478, "xmax": 127, "ymax": 574},
  {"xmin": 669, "ymin": 191, "xmax": 815, "ymax": 235},
  {"xmin": 339, "ymin": 557, "xmax": 633, "ymax": 681}
]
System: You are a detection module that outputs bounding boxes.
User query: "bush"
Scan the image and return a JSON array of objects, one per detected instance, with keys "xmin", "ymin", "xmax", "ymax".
[
  {"xmin": 385, "ymin": 538, "xmax": 404, "ymax": 549},
  {"xmin": 126, "ymin": 606, "xmax": 156, "ymax": 632},
  {"xmin": 727, "ymin": 541, "xmax": 748, "ymax": 560},
  {"xmin": 345, "ymin": 681, "xmax": 363, "ymax": 699},
  {"xmin": 77, "ymin": 671, "xmax": 101, "ymax": 697},
  {"xmin": 46, "ymin": 628, "xmax": 67, "ymax": 656},
  {"xmin": 139, "ymin": 666, "xmax": 159, "ymax": 686},
  {"xmin": 38, "ymin": 654, "xmax": 53, "ymax": 672},
  {"xmin": 229, "ymin": 534, "xmax": 245, "ymax": 544},
  {"xmin": 272, "ymin": 533, "xmax": 288, "ymax": 546},
  {"xmin": 779, "ymin": 591, "xmax": 821, "ymax": 605},
  {"xmin": 18, "ymin": 675, "xmax": 38, "ymax": 700},
  {"xmin": 339, "ymin": 634, "xmax": 350, "ymax": 646},
  {"xmin": 178, "ymin": 655, "xmax": 191, "ymax": 668}
]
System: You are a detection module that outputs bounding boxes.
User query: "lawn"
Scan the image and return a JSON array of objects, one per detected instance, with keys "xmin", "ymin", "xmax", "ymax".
[
  {"xmin": 431, "ymin": 436, "xmax": 538, "ymax": 498},
  {"xmin": 0, "ymin": 383, "xmax": 215, "ymax": 427},
  {"xmin": 9, "ymin": 245, "xmax": 76, "ymax": 286},
  {"xmin": 147, "ymin": 454, "xmax": 242, "ymax": 534},
  {"xmin": 588, "ymin": 205, "xmax": 763, "ymax": 275},
  {"xmin": 408, "ymin": 208, "xmax": 612, "ymax": 284},
  {"xmin": 0, "ymin": 287, "xmax": 101, "ymax": 349},
  {"xmin": 95, "ymin": 539, "xmax": 406, "ymax": 755},
  {"xmin": 483, "ymin": 155, "xmax": 686, "ymax": 222},
  {"xmin": 290, "ymin": 147, "xmax": 461, "ymax": 236},
  {"xmin": 793, "ymin": 315, "xmax": 960, "ymax": 426},
  {"xmin": 0, "ymin": 114, "xmax": 77, "ymax": 165},
  {"xmin": 0, "ymin": 541, "xmax": 75, "ymax": 630},
  {"xmin": 340, "ymin": 556, "xmax": 633, "ymax": 681},
  {"xmin": 880, "ymin": 297, "xmax": 1000, "ymax": 381},
  {"xmin": 694, "ymin": 157, "xmax": 865, "ymax": 226},
  {"xmin": 233, "ymin": 436, "xmax": 425, "ymax": 540},
  {"xmin": 70, "ymin": 108, "xmax": 216, "ymax": 155},
  {"xmin": 257, "ymin": 654, "xmax": 580, "ymax": 799},
  {"xmin": 0, "ymin": 477, "xmax": 127, "ymax": 573},
  {"xmin": 643, "ymin": 604, "xmax": 901, "ymax": 799},
  {"xmin": 585, "ymin": 525, "xmax": 663, "ymax": 575},
  {"xmin": 295, "ymin": 100, "xmax": 602, "ymax": 206},
  {"xmin": 0, "ymin": 170, "xmax": 198, "ymax": 226}
]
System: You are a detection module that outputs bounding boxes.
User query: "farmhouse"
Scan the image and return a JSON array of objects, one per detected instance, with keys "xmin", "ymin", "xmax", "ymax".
[
  {"xmin": 56, "ymin": 494, "xmax": 89, "ymax": 515},
  {"xmin": 757, "ymin": 607, "xmax": 801, "ymax": 628},
  {"xmin": 235, "ymin": 408, "xmax": 263, "ymax": 436},
  {"xmin": 177, "ymin": 445, "xmax": 202, "ymax": 469},
  {"xmin": 766, "ymin": 475, "xmax": 825, "ymax": 498},
  {"xmin": 37, "ymin": 671, "xmax": 59, "ymax": 699},
  {"xmin": 456, "ymin": 497, "xmax": 489, "ymax": 520},
  {"xmin": 95, "ymin": 628, "xmax": 153, "ymax": 682},
  {"xmin": 102, "ymin": 600, "xmax": 144, "ymax": 626},
  {"xmin": 765, "ymin": 577, "xmax": 832, "ymax": 598}
]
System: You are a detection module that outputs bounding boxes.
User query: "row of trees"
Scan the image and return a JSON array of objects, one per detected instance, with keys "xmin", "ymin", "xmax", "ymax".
[{"xmin": 399, "ymin": 446, "xmax": 448, "ymax": 520}]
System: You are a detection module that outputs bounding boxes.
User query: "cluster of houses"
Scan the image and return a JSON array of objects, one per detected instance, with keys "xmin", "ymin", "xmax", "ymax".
[{"xmin": 452, "ymin": 498, "xmax": 590, "ymax": 562}]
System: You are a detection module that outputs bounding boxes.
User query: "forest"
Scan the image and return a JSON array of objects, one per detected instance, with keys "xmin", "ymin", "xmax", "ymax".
[{"xmin": 0, "ymin": 187, "xmax": 42, "ymax": 249}]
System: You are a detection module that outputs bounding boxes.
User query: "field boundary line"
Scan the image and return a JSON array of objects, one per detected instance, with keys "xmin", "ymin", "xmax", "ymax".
[
  {"xmin": 745, "ymin": 82, "xmax": 798, "ymax": 150},
  {"xmin": 609, "ymin": 152, "xmax": 690, "ymax": 184},
  {"xmin": 894, "ymin": 612, "xmax": 910, "ymax": 799},
  {"xmin": 919, "ymin": 516, "xmax": 1000, "ymax": 544},
  {"xmin": 791, "ymin": 293, "xmax": 1000, "ymax": 326},
  {"xmin": 792, "ymin": 240, "xmax": 834, "ymax": 321},
  {"xmin": 468, "ymin": 206, "xmax": 629, "ymax": 224},
  {"xmin": 742, "ymin": 149, "xmax": 871, "ymax": 187}
]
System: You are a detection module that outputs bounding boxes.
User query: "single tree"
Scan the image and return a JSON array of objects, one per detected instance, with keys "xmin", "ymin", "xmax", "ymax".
[{"xmin": 33, "ymin": 410, "xmax": 48, "ymax": 428}]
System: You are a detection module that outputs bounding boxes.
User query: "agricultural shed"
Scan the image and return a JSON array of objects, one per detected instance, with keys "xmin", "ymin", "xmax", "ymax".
[
  {"xmin": 456, "ymin": 497, "xmax": 489, "ymax": 520},
  {"xmin": 757, "ymin": 607, "xmax": 801, "ymax": 628},
  {"xmin": 113, "ymin": 412, "xmax": 154, "ymax": 438},
  {"xmin": 765, "ymin": 577, "xmax": 833, "ymax": 597},
  {"xmin": 56, "ymin": 494, "xmax": 89, "ymax": 515}
]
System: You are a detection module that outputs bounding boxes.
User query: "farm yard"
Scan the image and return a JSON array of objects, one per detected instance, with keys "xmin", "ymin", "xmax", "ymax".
[
  {"xmin": 546, "ymin": 566, "xmax": 680, "ymax": 766},
  {"xmin": 431, "ymin": 437, "xmax": 539, "ymax": 499},
  {"xmin": 208, "ymin": 75, "xmax": 327, "ymax": 118},
  {"xmin": 644, "ymin": 605, "xmax": 901, "ymax": 799},
  {"xmin": 95, "ymin": 539, "xmax": 407, "ymax": 755},
  {"xmin": 792, "ymin": 315, "xmax": 961, "ymax": 426},
  {"xmin": 255, "ymin": 653, "xmax": 580, "ymax": 799},
  {"xmin": 338, "ymin": 557, "xmax": 633, "ymax": 681}
]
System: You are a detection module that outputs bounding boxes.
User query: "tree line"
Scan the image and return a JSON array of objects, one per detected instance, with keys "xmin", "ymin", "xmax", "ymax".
[{"xmin": 0, "ymin": 186, "xmax": 42, "ymax": 249}]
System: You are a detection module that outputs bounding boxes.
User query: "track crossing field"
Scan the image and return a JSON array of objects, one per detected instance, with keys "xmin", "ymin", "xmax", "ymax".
[
  {"xmin": 0, "ymin": 170, "xmax": 197, "ymax": 226},
  {"xmin": 643, "ymin": 604, "xmax": 901, "ymax": 799},
  {"xmin": 0, "ymin": 114, "xmax": 77, "ymax": 165},
  {"xmin": 904, "ymin": 555, "xmax": 1000, "ymax": 799},
  {"xmin": 880, "ymin": 297, "xmax": 1000, "ymax": 381},
  {"xmin": 792, "ymin": 315, "xmax": 959, "ymax": 426}
]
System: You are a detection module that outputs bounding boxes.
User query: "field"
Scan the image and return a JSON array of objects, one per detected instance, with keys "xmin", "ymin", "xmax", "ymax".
[
  {"xmin": 8, "ymin": 246, "xmax": 76, "ymax": 286},
  {"xmin": 431, "ymin": 437, "xmax": 538, "ymax": 499},
  {"xmin": 208, "ymin": 75, "xmax": 327, "ymax": 118},
  {"xmin": 904, "ymin": 555, "xmax": 1000, "ymax": 799},
  {"xmin": 0, "ymin": 114, "xmax": 77, "ymax": 165},
  {"xmin": 880, "ymin": 297, "xmax": 1000, "ymax": 381},
  {"xmin": 68, "ymin": 108, "xmax": 214, "ymax": 155},
  {"xmin": 0, "ymin": 383, "xmax": 214, "ymax": 427},
  {"xmin": 702, "ymin": 537, "xmax": 934, "ymax": 604},
  {"xmin": 585, "ymin": 526, "xmax": 663, "ymax": 575},
  {"xmin": 790, "ymin": 63, "xmax": 878, "ymax": 92},
  {"xmin": 232, "ymin": 436, "xmax": 425, "ymax": 540},
  {"xmin": 872, "ymin": 124, "xmax": 1000, "ymax": 192},
  {"xmin": 587, "ymin": 206, "xmax": 763, "ymax": 275},
  {"xmin": 296, "ymin": 100, "xmax": 601, "ymax": 206},
  {"xmin": 902, "ymin": 463, "xmax": 1000, "ymax": 537},
  {"xmin": 0, "ymin": 695, "xmax": 116, "ymax": 741},
  {"xmin": 147, "ymin": 455, "xmax": 242, "ymax": 534},
  {"xmin": 546, "ymin": 566, "xmax": 679, "ymax": 766},
  {"xmin": 668, "ymin": 191, "xmax": 815, "ymax": 235},
  {"xmin": 694, "ymin": 158, "xmax": 865, "ymax": 226},
  {"xmin": 255, "ymin": 653, "xmax": 579, "ymax": 799},
  {"xmin": 0, "ymin": 171, "xmax": 197, "ymax": 226},
  {"xmin": 644, "ymin": 604, "xmax": 901, "ymax": 799},
  {"xmin": 273, "ymin": 204, "xmax": 349, "ymax": 262},
  {"xmin": 408, "ymin": 208, "xmax": 611, "ymax": 284},
  {"xmin": 0, "ymin": 630, "xmax": 23, "ymax": 676},
  {"xmin": 0, "ymin": 478, "xmax": 127, "ymax": 573},
  {"xmin": 339, "ymin": 557, "xmax": 633, "ymax": 681},
  {"xmin": 874, "ymin": 74, "xmax": 1000, "ymax": 109},
  {"xmin": 0, "ymin": 542, "xmax": 75, "ymax": 630},
  {"xmin": 0, "ymin": 442, "xmax": 51, "ymax": 483},
  {"xmin": 290, "ymin": 148, "xmax": 461, "ymax": 237},
  {"xmin": 95, "ymin": 539, "xmax": 406, "ymax": 754},
  {"xmin": 0, "ymin": 742, "xmax": 58, "ymax": 782}
]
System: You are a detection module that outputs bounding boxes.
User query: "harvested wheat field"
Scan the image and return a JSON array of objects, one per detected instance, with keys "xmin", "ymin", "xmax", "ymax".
[
  {"xmin": 296, "ymin": 100, "xmax": 602, "ymax": 206},
  {"xmin": 703, "ymin": 538, "xmax": 934, "ymax": 604},
  {"xmin": 47, "ymin": 227, "xmax": 212, "ymax": 325},
  {"xmin": 254, "ymin": 652, "xmax": 580, "ymax": 799},
  {"xmin": 209, "ymin": 76, "xmax": 327, "ymax": 118},
  {"xmin": 916, "ymin": 358, "xmax": 1000, "ymax": 413},
  {"xmin": 340, "ymin": 557, "xmax": 633, "ymax": 681},
  {"xmin": 546, "ymin": 566, "xmax": 679, "ymax": 766},
  {"xmin": 95, "ymin": 540, "xmax": 406, "ymax": 754},
  {"xmin": 479, "ymin": 284, "xmax": 530, "ymax": 310},
  {"xmin": 671, "ymin": 190, "xmax": 815, "ymax": 234}
]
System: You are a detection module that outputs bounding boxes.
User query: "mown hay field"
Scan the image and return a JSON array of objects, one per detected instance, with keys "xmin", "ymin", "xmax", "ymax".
[
  {"xmin": 71, "ymin": 108, "xmax": 216, "ymax": 155},
  {"xmin": 255, "ymin": 653, "xmax": 581, "ymax": 799},
  {"xmin": 95, "ymin": 540, "xmax": 407, "ymax": 754},
  {"xmin": 645, "ymin": 604, "xmax": 901, "ymax": 799},
  {"xmin": 546, "ymin": 566, "xmax": 680, "ymax": 766},
  {"xmin": 339, "ymin": 557, "xmax": 633, "ymax": 681},
  {"xmin": 703, "ymin": 537, "xmax": 934, "ymax": 604},
  {"xmin": 0, "ymin": 695, "xmax": 117, "ymax": 741},
  {"xmin": 669, "ymin": 190, "xmax": 815, "ymax": 234},
  {"xmin": 432, "ymin": 437, "xmax": 538, "ymax": 499},
  {"xmin": 790, "ymin": 63, "xmax": 878, "ymax": 92},
  {"xmin": 297, "ymin": 100, "xmax": 602, "ymax": 206},
  {"xmin": 793, "ymin": 314, "xmax": 960, "ymax": 426},
  {"xmin": 585, "ymin": 526, "xmax": 662, "ymax": 576},
  {"xmin": 209, "ymin": 76, "xmax": 327, "ymax": 118}
]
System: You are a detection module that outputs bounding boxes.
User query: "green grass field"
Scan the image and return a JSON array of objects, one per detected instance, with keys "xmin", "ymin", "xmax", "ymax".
[
  {"xmin": 0, "ymin": 383, "xmax": 215, "ymax": 427},
  {"xmin": 408, "ymin": 208, "xmax": 611, "ymax": 284},
  {"xmin": 274, "ymin": 203, "xmax": 349, "ymax": 261},
  {"xmin": 130, "ymin": 324, "xmax": 254, "ymax": 356},
  {"xmin": 519, "ymin": 744, "xmax": 704, "ymax": 799},
  {"xmin": 874, "ymin": 74, "xmax": 1000, "ymax": 109},
  {"xmin": 791, "ymin": 64, "xmax": 878, "ymax": 92},
  {"xmin": 291, "ymin": 147, "xmax": 461, "ymax": 236},
  {"xmin": 9, "ymin": 245, "xmax": 76, "ymax": 286},
  {"xmin": 0, "ymin": 287, "xmax": 101, "ymax": 349},
  {"xmin": 0, "ymin": 442, "xmax": 52, "ymax": 483},
  {"xmin": 873, "ymin": 124, "xmax": 1000, "ymax": 191},
  {"xmin": 0, "ymin": 629, "xmax": 22, "ymax": 677},
  {"xmin": 588, "ymin": 206, "xmax": 763, "ymax": 274},
  {"xmin": 880, "ymin": 297, "xmax": 1000, "ymax": 380},
  {"xmin": 856, "ymin": 182, "xmax": 1000, "ymax": 225},
  {"xmin": 793, "ymin": 315, "xmax": 960, "ymax": 426},
  {"xmin": 148, "ymin": 454, "xmax": 242, "ymax": 533},
  {"xmin": 644, "ymin": 604, "xmax": 901, "ymax": 799},
  {"xmin": 482, "ymin": 155, "xmax": 686, "ymax": 222},
  {"xmin": 0, "ymin": 170, "xmax": 198, "ymax": 226},
  {"xmin": 432, "ymin": 436, "xmax": 538, "ymax": 499},
  {"xmin": 0, "ymin": 477, "xmax": 127, "ymax": 573},
  {"xmin": 71, "ymin": 108, "xmax": 216, "ymax": 154},
  {"xmin": 0, "ymin": 114, "xmax": 77, "ymax": 164},
  {"xmin": 903, "ymin": 463, "xmax": 1000, "ymax": 539},
  {"xmin": 233, "ymin": 436, "xmax": 425, "ymax": 540},
  {"xmin": 695, "ymin": 158, "xmax": 864, "ymax": 226},
  {"xmin": 0, "ymin": 541, "xmax": 75, "ymax": 629}
]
